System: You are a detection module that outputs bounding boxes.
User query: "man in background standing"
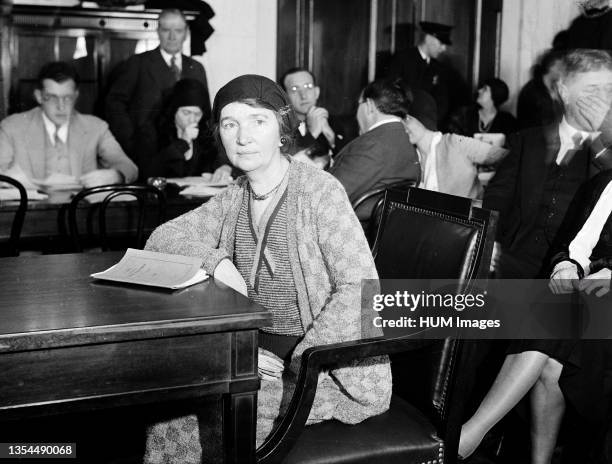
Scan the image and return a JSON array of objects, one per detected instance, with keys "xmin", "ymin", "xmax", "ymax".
[
  {"xmin": 388, "ymin": 21, "xmax": 453, "ymax": 126},
  {"xmin": 105, "ymin": 8, "xmax": 210, "ymax": 165}
]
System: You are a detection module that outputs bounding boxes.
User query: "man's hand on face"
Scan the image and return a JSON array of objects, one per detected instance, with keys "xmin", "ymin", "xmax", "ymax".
[
  {"xmin": 80, "ymin": 169, "xmax": 123, "ymax": 188},
  {"xmin": 306, "ymin": 106, "xmax": 330, "ymax": 138},
  {"xmin": 576, "ymin": 94, "xmax": 611, "ymax": 132}
]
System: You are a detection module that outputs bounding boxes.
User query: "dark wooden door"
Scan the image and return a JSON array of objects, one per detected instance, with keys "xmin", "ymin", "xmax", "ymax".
[{"xmin": 277, "ymin": 0, "xmax": 371, "ymax": 116}]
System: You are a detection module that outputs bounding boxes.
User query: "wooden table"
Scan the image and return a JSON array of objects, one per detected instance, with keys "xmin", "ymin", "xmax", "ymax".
[
  {"xmin": 0, "ymin": 252, "xmax": 271, "ymax": 463},
  {"xmin": 0, "ymin": 187, "xmax": 208, "ymax": 252}
]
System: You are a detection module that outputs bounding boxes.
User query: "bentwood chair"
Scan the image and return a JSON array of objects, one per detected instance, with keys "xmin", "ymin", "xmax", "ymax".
[
  {"xmin": 351, "ymin": 179, "xmax": 417, "ymax": 246},
  {"xmin": 257, "ymin": 187, "xmax": 497, "ymax": 464},
  {"xmin": 67, "ymin": 184, "xmax": 166, "ymax": 252},
  {"xmin": 0, "ymin": 174, "xmax": 28, "ymax": 257}
]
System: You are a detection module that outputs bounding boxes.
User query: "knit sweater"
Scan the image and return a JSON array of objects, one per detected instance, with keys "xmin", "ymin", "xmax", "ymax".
[{"xmin": 145, "ymin": 159, "xmax": 391, "ymax": 453}]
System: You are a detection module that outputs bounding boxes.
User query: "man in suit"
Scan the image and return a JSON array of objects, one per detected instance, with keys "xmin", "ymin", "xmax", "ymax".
[
  {"xmin": 279, "ymin": 67, "xmax": 352, "ymax": 166},
  {"xmin": 329, "ymin": 78, "xmax": 420, "ymax": 220},
  {"xmin": 105, "ymin": 8, "xmax": 210, "ymax": 162},
  {"xmin": 0, "ymin": 61, "xmax": 137, "ymax": 187},
  {"xmin": 484, "ymin": 48, "xmax": 612, "ymax": 278},
  {"xmin": 388, "ymin": 21, "xmax": 452, "ymax": 126}
]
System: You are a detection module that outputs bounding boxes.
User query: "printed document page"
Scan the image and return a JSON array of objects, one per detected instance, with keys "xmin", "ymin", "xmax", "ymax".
[{"xmin": 91, "ymin": 248, "xmax": 208, "ymax": 289}]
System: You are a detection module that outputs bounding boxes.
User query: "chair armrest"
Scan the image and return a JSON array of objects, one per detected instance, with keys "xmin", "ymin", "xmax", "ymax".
[{"xmin": 256, "ymin": 336, "xmax": 434, "ymax": 464}]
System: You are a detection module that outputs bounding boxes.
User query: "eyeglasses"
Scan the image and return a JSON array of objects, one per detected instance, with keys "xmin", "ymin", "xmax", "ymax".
[
  {"xmin": 41, "ymin": 93, "xmax": 77, "ymax": 106},
  {"xmin": 287, "ymin": 83, "xmax": 315, "ymax": 93}
]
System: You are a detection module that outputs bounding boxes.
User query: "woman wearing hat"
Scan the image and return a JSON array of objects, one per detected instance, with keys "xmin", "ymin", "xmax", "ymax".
[
  {"xmin": 148, "ymin": 78, "xmax": 231, "ymax": 180},
  {"xmin": 143, "ymin": 74, "xmax": 391, "ymax": 462}
]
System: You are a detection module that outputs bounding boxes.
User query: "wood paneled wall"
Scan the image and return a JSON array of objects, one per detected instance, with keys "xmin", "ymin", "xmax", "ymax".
[{"xmin": 277, "ymin": 0, "xmax": 483, "ymax": 117}]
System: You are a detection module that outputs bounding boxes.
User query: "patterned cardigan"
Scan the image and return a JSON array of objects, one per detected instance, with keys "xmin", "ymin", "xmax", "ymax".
[{"xmin": 145, "ymin": 160, "xmax": 391, "ymax": 445}]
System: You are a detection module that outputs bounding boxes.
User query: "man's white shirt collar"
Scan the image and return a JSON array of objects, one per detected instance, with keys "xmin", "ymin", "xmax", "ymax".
[
  {"xmin": 367, "ymin": 117, "xmax": 401, "ymax": 132},
  {"xmin": 41, "ymin": 112, "xmax": 68, "ymax": 146},
  {"xmin": 160, "ymin": 48, "xmax": 182, "ymax": 70},
  {"xmin": 417, "ymin": 46, "xmax": 430, "ymax": 64},
  {"xmin": 555, "ymin": 117, "xmax": 599, "ymax": 165}
]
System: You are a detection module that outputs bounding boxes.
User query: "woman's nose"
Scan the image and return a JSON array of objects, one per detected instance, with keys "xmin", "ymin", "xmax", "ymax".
[{"xmin": 237, "ymin": 126, "xmax": 253, "ymax": 145}]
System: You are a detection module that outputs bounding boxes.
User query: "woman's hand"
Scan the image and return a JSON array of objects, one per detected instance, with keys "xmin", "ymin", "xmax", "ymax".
[
  {"xmin": 213, "ymin": 258, "xmax": 247, "ymax": 297},
  {"xmin": 577, "ymin": 268, "xmax": 611, "ymax": 297},
  {"xmin": 258, "ymin": 348, "xmax": 284, "ymax": 381},
  {"xmin": 549, "ymin": 261, "xmax": 580, "ymax": 294},
  {"xmin": 179, "ymin": 122, "xmax": 199, "ymax": 143}
]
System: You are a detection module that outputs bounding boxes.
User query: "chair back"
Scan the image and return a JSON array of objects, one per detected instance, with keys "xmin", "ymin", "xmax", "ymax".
[
  {"xmin": 0, "ymin": 174, "xmax": 28, "ymax": 257},
  {"xmin": 373, "ymin": 187, "xmax": 496, "ymax": 282},
  {"xmin": 351, "ymin": 179, "xmax": 417, "ymax": 245},
  {"xmin": 373, "ymin": 187, "xmax": 497, "ymax": 451},
  {"xmin": 68, "ymin": 184, "xmax": 166, "ymax": 252}
]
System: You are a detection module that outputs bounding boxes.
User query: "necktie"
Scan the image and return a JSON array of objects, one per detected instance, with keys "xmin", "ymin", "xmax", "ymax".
[
  {"xmin": 170, "ymin": 55, "xmax": 181, "ymax": 82},
  {"xmin": 54, "ymin": 127, "xmax": 71, "ymax": 175}
]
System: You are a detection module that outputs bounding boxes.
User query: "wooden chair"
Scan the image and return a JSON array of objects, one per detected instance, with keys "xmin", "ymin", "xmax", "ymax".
[
  {"xmin": 257, "ymin": 187, "xmax": 497, "ymax": 464},
  {"xmin": 0, "ymin": 174, "xmax": 28, "ymax": 257},
  {"xmin": 351, "ymin": 179, "xmax": 417, "ymax": 246},
  {"xmin": 67, "ymin": 184, "xmax": 166, "ymax": 252}
]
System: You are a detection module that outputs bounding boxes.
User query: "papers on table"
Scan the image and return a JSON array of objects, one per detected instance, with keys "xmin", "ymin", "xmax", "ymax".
[
  {"xmin": 179, "ymin": 185, "xmax": 228, "ymax": 197},
  {"xmin": 0, "ymin": 189, "xmax": 48, "ymax": 201},
  {"xmin": 167, "ymin": 176, "xmax": 230, "ymax": 197},
  {"xmin": 32, "ymin": 173, "xmax": 82, "ymax": 191},
  {"xmin": 91, "ymin": 248, "xmax": 209, "ymax": 290},
  {"xmin": 84, "ymin": 192, "xmax": 137, "ymax": 204},
  {"xmin": 0, "ymin": 167, "xmax": 49, "ymax": 200},
  {"xmin": 167, "ymin": 177, "xmax": 230, "ymax": 188}
]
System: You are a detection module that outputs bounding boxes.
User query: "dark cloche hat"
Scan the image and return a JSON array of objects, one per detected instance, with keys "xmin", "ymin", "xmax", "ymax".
[
  {"xmin": 212, "ymin": 74, "xmax": 298, "ymax": 131},
  {"xmin": 420, "ymin": 21, "xmax": 453, "ymax": 45},
  {"xmin": 169, "ymin": 78, "xmax": 209, "ymax": 112}
]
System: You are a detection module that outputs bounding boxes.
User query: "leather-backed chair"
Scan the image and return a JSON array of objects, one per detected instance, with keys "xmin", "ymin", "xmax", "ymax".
[
  {"xmin": 0, "ymin": 174, "xmax": 28, "ymax": 257},
  {"xmin": 67, "ymin": 184, "xmax": 166, "ymax": 252},
  {"xmin": 256, "ymin": 187, "xmax": 497, "ymax": 464},
  {"xmin": 351, "ymin": 179, "xmax": 417, "ymax": 246}
]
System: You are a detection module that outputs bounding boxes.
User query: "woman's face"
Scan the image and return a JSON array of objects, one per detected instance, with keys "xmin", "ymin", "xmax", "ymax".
[
  {"xmin": 219, "ymin": 102, "xmax": 282, "ymax": 174},
  {"xmin": 476, "ymin": 85, "xmax": 494, "ymax": 108},
  {"xmin": 175, "ymin": 106, "xmax": 203, "ymax": 130}
]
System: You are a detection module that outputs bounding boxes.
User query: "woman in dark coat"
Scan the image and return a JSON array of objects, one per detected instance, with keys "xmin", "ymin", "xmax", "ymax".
[
  {"xmin": 148, "ymin": 78, "xmax": 231, "ymax": 180},
  {"xmin": 447, "ymin": 77, "xmax": 517, "ymax": 138}
]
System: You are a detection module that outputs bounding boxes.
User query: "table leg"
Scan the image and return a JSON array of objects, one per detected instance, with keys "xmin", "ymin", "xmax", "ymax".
[{"xmin": 223, "ymin": 389, "xmax": 257, "ymax": 464}]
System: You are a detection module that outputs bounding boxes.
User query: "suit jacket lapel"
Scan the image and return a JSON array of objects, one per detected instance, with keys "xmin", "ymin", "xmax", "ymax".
[
  {"xmin": 25, "ymin": 108, "xmax": 47, "ymax": 180},
  {"xmin": 67, "ymin": 112, "xmax": 85, "ymax": 177},
  {"xmin": 148, "ymin": 47, "xmax": 172, "ymax": 91},
  {"xmin": 521, "ymin": 125, "xmax": 559, "ymax": 218}
]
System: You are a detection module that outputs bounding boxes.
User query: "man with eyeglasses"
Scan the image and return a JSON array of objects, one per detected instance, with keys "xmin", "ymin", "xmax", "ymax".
[
  {"xmin": 105, "ymin": 8, "xmax": 210, "ymax": 163},
  {"xmin": 0, "ymin": 61, "xmax": 137, "ymax": 187},
  {"xmin": 280, "ymin": 67, "xmax": 349, "ymax": 165}
]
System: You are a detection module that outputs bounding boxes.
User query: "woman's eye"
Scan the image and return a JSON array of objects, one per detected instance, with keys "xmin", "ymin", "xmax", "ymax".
[
  {"xmin": 222, "ymin": 122, "xmax": 236, "ymax": 130},
  {"xmin": 255, "ymin": 119, "xmax": 266, "ymax": 126}
]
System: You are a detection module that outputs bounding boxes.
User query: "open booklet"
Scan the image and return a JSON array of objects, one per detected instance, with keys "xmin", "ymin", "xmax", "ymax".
[{"xmin": 91, "ymin": 248, "xmax": 209, "ymax": 290}]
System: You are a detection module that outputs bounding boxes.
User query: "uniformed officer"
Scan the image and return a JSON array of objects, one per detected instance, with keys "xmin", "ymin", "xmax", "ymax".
[{"xmin": 388, "ymin": 21, "xmax": 453, "ymax": 125}]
